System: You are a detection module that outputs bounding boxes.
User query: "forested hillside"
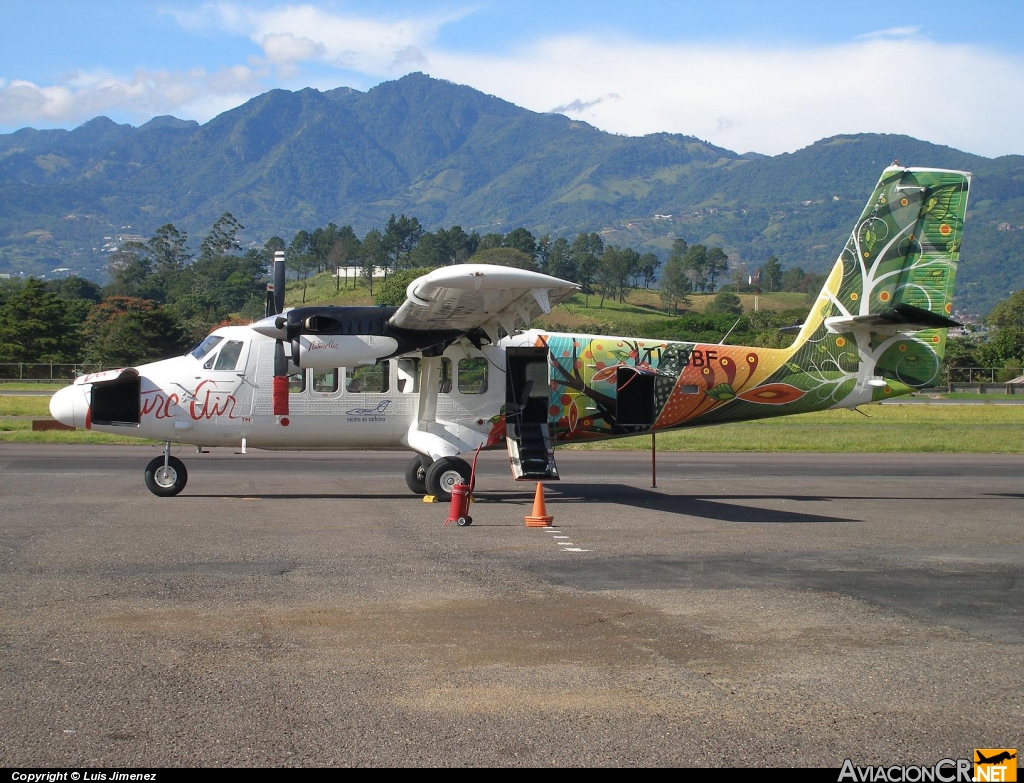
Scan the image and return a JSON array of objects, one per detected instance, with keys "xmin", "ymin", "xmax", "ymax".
[{"xmin": 1, "ymin": 73, "xmax": 1021, "ymax": 314}]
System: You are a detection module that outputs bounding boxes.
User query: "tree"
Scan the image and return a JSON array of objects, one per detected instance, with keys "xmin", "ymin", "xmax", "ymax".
[
  {"xmin": 263, "ymin": 236, "xmax": 286, "ymax": 261},
  {"xmin": 406, "ymin": 231, "xmax": 450, "ymax": 269},
  {"xmin": 147, "ymin": 224, "xmax": 191, "ymax": 302},
  {"xmin": 547, "ymin": 237, "xmax": 576, "ymax": 282},
  {"xmin": 705, "ymin": 247, "xmax": 729, "ymax": 294},
  {"xmin": 596, "ymin": 245, "xmax": 641, "ymax": 306},
  {"xmin": 105, "ymin": 241, "xmax": 153, "ymax": 299},
  {"xmin": 987, "ymin": 290, "xmax": 1024, "ymax": 331},
  {"xmin": 659, "ymin": 255, "xmax": 692, "ymax": 316},
  {"xmin": 761, "ymin": 255, "xmax": 783, "ymax": 293},
  {"xmin": 705, "ymin": 290, "xmax": 743, "ymax": 316},
  {"xmin": 82, "ymin": 297, "xmax": 187, "ymax": 366},
  {"xmin": 640, "ymin": 252, "xmax": 660, "ymax": 289},
  {"xmin": 572, "ymin": 233, "xmax": 603, "ymax": 306},
  {"xmin": 781, "ymin": 266, "xmax": 807, "ymax": 293},
  {"xmin": 536, "ymin": 234, "xmax": 552, "ymax": 274},
  {"xmin": 468, "ymin": 247, "xmax": 536, "ymax": 270},
  {"xmin": 681, "ymin": 244, "xmax": 708, "ymax": 293},
  {"xmin": 147, "ymin": 224, "xmax": 191, "ymax": 271},
  {"xmin": 360, "ymin": 229, "xmax": 387, "ymax": 297},
  {"xmin": 503, "ymin": 228, "xmax": 537, "ymax": 262},
  {"xmin": 383, "ymin": 214, "xmax": 424, "ymax": 275},
  {"xmin": 0, "ymin": 278, "xmax": 81, "ymax": 362},
  {"xmin": 326, "ymin": 225, "xmax": 361, "ymax": 290},
  {"xmin": 199, "ymin": 213, "xmax": 243, "ymax": 261},
  {"xmin": 374, "ymin": 267, "xmax": 433, "ymax": 307},
  {"xmin": 478, "ymin": 233, "xmax": 504, "ymax": 251},
  {"xmin": 287, "ymin": 230, "xmax": 316, "ymax": 303}
]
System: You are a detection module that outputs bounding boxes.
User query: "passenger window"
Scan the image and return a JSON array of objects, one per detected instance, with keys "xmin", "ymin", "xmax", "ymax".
[
  {"xmin": 214, "ymin": 340, "xmax": 244, "ymax": 371},
  {"xmin": 458, "ymin": 357, "xmax": 488, "ymax": 394},
  {"xmin": 312, "ymin": 369, "xmax": 339, "ymax": 393},
  {"xmin": 397, "ymin": 358, "xmax": 420, "ymax": 393},
  {"xmin": 289, "ymin": 371, "xmax": 306, "ymax": 393},
  {"xmin": 346, "ymin": 362, "xmax": 390, "ymax": 394},
  {"xmin": 438, "ymin": 358, "xmax": 452, "ymax": 394}
]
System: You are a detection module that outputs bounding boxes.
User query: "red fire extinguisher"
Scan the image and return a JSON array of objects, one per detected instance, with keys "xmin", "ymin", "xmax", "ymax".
[
  {"xmin": 445, "ymin": 445, "xmax": 481, "ymax": 527},
  {"xmin": 446, "ymin": 481, "xmax": 472, "ymax": 527}
]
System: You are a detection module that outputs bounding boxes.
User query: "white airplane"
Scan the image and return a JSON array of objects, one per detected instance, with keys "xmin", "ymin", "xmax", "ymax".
[{"xmin": 50, "ymin": 166, "xmax": 971, "ymax": 503}]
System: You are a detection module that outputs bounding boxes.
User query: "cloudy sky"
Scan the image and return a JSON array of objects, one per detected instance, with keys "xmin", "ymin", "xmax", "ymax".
[{"xmin": 2, "ymin": 0, "xmax": 1022, "ymax": 157}]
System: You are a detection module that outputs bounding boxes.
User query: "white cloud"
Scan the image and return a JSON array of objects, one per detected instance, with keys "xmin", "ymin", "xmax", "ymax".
[
  {"xmin": 857, "ymin": 26, "xmax": 920, "ymax": 40},
  {"xmin": 423, "ymin": 34, "xmax": 1024, "ymax": 157},
  {"xmin": 261, "ymin": 33, "xmax": 325, "ymax": 65},
  {"xmin": 179, "ymin": 2, "xmax": 470, "ymax": 75},
  {"xmin": 0, "ymin": 64, "xmax": 268, "ymax": 128},
  {"xmin": 3, "ymin": 4, "xmax": 1022, "ymax": 159}
]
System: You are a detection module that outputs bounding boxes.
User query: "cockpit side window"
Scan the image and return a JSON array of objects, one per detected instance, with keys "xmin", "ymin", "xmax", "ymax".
[
  {"xmin": 191, "ymin": 335, "xmax": 223, "ymax": 360},
  {"xmin": 213, "ymin": 340, "xmax": 244, "ymax": 371}
]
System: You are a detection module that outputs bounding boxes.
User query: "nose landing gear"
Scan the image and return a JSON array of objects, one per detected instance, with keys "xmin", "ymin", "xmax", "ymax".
[{"xmin": 144, "ymin": 443, "xmax": 188, "ymax": 497}]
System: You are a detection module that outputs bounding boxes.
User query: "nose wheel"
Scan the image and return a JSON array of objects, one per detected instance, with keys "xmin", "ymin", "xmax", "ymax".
[{"xmin": 144, "ymin": 455, "xmax": 188, "ymax": 497}]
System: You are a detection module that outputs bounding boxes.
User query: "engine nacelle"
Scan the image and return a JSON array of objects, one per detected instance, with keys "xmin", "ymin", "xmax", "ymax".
[{"xmin": 290, "ymin": 334, "xmax": 398, "ymax": 368}]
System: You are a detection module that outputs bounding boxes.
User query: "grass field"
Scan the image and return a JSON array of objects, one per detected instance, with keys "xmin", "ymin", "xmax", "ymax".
[
  {"xmin": 5, "ymin": 395, "xmax": 1023, "ymax": 452},
  {"xmin": 564, "ymin": 405, "xmax": 1024, "ymax": 453}
]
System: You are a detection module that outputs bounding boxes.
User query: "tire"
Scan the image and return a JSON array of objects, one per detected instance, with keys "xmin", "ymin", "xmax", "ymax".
[
  {"xmin": 405, "ymin": 455, "xmax": 430, "ymax": 495},
  {"xmin": 144, "ymin": 455, "xmax": 188, "ymax": 497},
  {"xmin": 457, "ymin": 516, "xmax": 472, "ymax": 526},
  {"xmin": 425, "ymin": 456, "xmax": 472, "ymax": 502}
]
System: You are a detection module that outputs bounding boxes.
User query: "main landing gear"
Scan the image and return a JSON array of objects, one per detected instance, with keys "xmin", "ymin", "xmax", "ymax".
[
  {"xmin": 144, "ymin": 445, "xmax": 188, "ymax": 497},
  {"xmin": 405, "ymin": 454, "xmax": 472, "ymax": 501}
]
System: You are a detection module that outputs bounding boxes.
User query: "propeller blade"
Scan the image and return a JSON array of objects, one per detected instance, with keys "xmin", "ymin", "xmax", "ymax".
[
  {"xmin": 265, "ymin": 250, "xmax": 286, "ymax": 317},
  {"xmin": 272, "ymin": 340, "xmax": 289, "ymax": 416}
]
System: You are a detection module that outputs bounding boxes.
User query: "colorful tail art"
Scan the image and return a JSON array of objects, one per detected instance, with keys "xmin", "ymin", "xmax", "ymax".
[
  {"xmin": 541, "ymin": 166, "xmax": 972, "ymax": 442},
  {"xmin": 794, "ymin": 166, "xmax": 971, "ymax": 396}
]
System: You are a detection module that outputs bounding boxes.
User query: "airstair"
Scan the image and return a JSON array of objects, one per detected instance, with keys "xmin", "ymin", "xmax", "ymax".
[{"xmin": 506, "ymin": 420, "xmax": 559, "ymax": 480}]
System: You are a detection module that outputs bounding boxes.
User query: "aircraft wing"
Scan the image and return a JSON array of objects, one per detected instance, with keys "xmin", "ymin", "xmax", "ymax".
[{"xmin": 389, "ymin": 264, "xmax": 579, "ymax": 336}]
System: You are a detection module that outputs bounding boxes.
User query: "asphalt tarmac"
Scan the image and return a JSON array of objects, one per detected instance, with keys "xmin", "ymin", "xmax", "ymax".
[{"xmin": 1, "ymin": 444, "xmax": 1021, "ymax": 767}]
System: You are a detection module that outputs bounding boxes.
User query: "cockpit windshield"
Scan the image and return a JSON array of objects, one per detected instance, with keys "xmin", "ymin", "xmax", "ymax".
[{"xmin": 190, "ymin": 335, "xmax": 224, "ymax": 360}]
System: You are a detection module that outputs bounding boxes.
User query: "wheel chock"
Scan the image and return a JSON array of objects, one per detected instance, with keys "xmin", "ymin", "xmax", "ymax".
[{"xmin": 423, "ymin": 495, "xmax": 439, "ymax": 503}]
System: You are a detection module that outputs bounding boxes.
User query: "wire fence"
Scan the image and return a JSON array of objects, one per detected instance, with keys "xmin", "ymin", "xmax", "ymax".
[
  {"xmin": 0, "ymin": 363, "xmax": 1020, "ymax": 387},
  {"xmin": 944, "ymin": 367, "xmax": 1020, "ymax": 383},
  {"xmin": 0, "ymin": 363, "xmax": 104, "ymax": 381}
]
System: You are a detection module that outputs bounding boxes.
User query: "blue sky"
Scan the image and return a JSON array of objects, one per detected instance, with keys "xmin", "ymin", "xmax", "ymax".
[{"xmin": 2, "ymin": 1, "xmax": 1022, "ymax": 157}]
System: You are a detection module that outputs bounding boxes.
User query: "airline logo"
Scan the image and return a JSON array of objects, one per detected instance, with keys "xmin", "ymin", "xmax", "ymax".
[{"xmin": 974, "ymin": 750, "xmax": 1017, "ymax": 782}]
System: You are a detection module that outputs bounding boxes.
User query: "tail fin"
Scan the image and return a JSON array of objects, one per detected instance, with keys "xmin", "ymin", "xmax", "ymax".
[
  {"xmin": 798, "ymin": 166, "xmax": 971, "ymax": 343},
  {"xmin": 792, "ymin": 166, "xmax": 971, "ymax": 393}
]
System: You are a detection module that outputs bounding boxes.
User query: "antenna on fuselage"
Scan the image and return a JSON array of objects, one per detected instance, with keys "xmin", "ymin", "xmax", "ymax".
[
  {"xmin": 264, "ymin": 250, "xmax": 290, "ymax": 417},
  {"xmin": 718, "ymin": 316, "xmax": 742, "ymax": 345}
]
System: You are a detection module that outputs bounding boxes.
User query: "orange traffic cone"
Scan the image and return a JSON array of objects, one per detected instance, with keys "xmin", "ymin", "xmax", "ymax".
[{"xmin": 525, "ymin": 482, "xmax": 553, "ymax": 527}]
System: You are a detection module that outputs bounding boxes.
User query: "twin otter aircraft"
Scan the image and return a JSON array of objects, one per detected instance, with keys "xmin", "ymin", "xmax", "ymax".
[{"xmin": 50, "ymin": 166, "xmax": 971, "ymax": 500}]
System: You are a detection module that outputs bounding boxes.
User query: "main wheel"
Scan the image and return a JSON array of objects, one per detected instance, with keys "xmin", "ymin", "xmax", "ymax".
[
  {"xmin": 144, "ymin": 455, "xmax": 188, "ymax": 497},
  {"xmin": 405, "ymin": 455, "xmax": 430, "ymax": 495},
  {"xmin": 425, "ymin": 456, "xmax": 472, "ymax": 502}
]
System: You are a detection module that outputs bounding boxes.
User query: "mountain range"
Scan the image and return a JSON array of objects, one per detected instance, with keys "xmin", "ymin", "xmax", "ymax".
[{"xmin": 1, "ymin": 72, "xmax": 1021, "ymax": 315}]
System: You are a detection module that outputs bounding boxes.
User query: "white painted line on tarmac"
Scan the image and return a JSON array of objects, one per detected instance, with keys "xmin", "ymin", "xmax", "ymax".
[{"xmin": 541, "ymin": 528, "xmax": 591, "ymax": 553}]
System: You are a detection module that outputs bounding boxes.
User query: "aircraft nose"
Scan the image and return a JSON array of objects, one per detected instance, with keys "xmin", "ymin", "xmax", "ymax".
[{"xmin": 49, "ymin": 384, "xmax": 87, "ymax": 428}]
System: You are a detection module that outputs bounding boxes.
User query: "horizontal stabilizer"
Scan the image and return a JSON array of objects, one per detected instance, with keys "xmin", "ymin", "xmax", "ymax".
[{"xmin": 825, "ymin": 302, "xmax": 961, "ymax": 334}]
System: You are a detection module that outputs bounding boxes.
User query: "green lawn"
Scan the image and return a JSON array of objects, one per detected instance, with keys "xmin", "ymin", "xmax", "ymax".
[
  {"xmin": 565, "ymin": 405, "xmax": 1024, "ymax": 453},
  {"xmin": 5, "ymin": 398, "xmax": 1023, "ymax": 451}
]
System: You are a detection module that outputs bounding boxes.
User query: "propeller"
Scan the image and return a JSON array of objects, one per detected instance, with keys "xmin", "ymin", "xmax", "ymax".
[{"xmin": 265, "ymin": 251, "xmax": 290, "ymax": 418}]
